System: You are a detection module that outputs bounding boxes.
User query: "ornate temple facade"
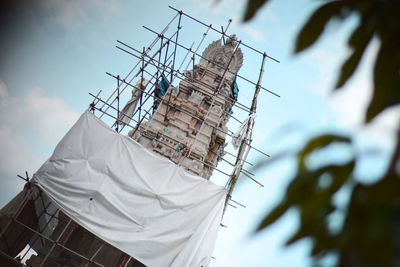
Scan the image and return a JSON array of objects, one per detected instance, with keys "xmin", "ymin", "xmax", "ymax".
[{"xmin": 132, "ymin": 35, "xmax": 243, "ymax": 179}]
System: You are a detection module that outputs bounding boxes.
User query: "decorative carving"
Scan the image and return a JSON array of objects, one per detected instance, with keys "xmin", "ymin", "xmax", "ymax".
[
  {"xmin": 211, "ymin": 105, "xmax": 222, "ymax": 115},
  {"xmin": 188, "ymin": 90, "xmax": 204, "ymax": 105},
  {"xmin": 199, "ymin": 34, "xmax": 243, "ymax": 75},
  {"xmin": 219, "ymin": 85, "xmax": 231, "ymax": 98}
]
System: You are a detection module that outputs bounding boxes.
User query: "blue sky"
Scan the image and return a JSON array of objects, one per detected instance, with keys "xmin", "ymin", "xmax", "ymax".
[{"xmin": 1, "ymin": 0, "xmax": 399, "ymax": 266}]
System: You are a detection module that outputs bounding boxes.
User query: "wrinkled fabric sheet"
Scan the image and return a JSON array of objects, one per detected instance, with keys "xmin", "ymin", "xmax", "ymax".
[{"xmin": 32, "ymin": 111, "xmax": 226, "ymax": 267}]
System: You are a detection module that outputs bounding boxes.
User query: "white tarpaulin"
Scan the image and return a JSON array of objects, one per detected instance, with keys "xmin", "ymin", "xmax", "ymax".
[{"xmin": 32, "ymin": 111, "xmax": 226, "ymax": 267}]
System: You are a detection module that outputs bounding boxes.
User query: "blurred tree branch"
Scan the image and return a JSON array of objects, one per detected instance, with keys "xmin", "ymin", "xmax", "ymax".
[{"xmin": 244, "ymin": 0, "xmax": 400, "ymax": 265}]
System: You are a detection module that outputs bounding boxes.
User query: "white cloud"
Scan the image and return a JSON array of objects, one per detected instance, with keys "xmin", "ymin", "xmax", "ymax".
[
  {"xmin": 238, "ymin": 24, "xmax": 267, "ymax": 43},
  {"xmin": 51, "ymin": 1, "xmax": 87, "ymax": 30},
  {"xmin": 40, "ymin": 0, "xmax": 122, "ymax": 31},
  {"xmin": 0, "ymin": 126, "xmax": 38, "ymax": 176},
  {"xmin": 0, "ymin": 80, "xmax": 79, "ymax": 176},
  {"xmin": 23, "ymin": 88, "xmax": 79, "ymax": 143}
]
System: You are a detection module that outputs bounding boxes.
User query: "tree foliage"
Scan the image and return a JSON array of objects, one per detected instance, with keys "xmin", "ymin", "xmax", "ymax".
[{"xmin": 244, "ymin": 0, "xmax": 400, "ymax": 265}]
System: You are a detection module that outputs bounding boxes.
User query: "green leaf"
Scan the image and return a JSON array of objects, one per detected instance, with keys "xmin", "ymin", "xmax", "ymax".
[
  {"xmin": 335, "ymin": 24, "xmax": 374, "ymax": 89},
  {"xmin": 295, "ymin": 1, "xmax": 344, "ymax": 53},
  {"xmin": 335, "ymin": 50, "xmax": 364, "ymax": 89},
  {"xmin": 285, "ymin": 225, "xmax": 313, "ymax": 246},
  {"xmin": 324, "ymin": 162, "xmax": 354, "ymax": 193},
  {"xmin": 284, "ymin": 161, "xmax": 354, "ymax": 248},
  {"xmin": 255, "ymin": 136, "xmax": 351, "ymax": 233},
  {"xmin": 366, "ymin": 39, "xmax": 400, "ymax": 122},
  {"xmin": 299, "ymin": 134, "xmax": 350, "ymax": 171},
  {"xmin": 285, "ymin": 197, "xmax": 331, "ymax": 245},
  {"xmin": 340, "ymin": 178, "xmax": 400, "ymax": 265},
  {"xmin": 243, "ymin": 0, "xmax": 270, "ymax": 21},
  {"xmin": 256, "ymin": 201, "xmax": 290, "ymax": 231}
]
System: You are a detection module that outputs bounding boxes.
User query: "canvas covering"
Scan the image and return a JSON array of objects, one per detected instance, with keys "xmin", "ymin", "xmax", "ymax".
[{"xmin": 32, "ymin": 111, "xmax": 226, "ymax": 267}]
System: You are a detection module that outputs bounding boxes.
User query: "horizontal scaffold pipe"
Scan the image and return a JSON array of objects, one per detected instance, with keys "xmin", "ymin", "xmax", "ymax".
[{"xmin": 229, "ymin": 198, "xmax": 246, "ymax": 208}]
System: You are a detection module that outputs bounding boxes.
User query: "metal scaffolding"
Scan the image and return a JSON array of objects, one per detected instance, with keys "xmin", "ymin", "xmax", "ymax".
[{"xmin": 0, "ymin": 6, "xmax": 279, "ymax": 266}]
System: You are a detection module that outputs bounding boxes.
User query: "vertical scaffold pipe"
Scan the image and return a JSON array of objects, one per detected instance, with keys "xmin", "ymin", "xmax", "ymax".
[{"xmin": 224, "ymin": 52, "xmax": 267, "ymax": 214}]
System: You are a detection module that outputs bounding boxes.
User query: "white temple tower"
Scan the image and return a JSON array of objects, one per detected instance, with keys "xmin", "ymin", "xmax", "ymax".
[{"xmin": 133, "ymin": 35, "xmax": 243, "ymax": 179}]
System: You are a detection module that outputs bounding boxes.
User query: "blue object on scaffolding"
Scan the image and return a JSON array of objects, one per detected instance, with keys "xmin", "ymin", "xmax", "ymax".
[
  {"xmin": 230, "ymin": 76, "xmax": 239, "ymax": 113},
  {"xmin": 232, "ymin": 78, "xmax": 239, "ymax": 101},
  {"xmin": 158, "ymin": 75, "xmax": 170, "ymax": 96}
]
